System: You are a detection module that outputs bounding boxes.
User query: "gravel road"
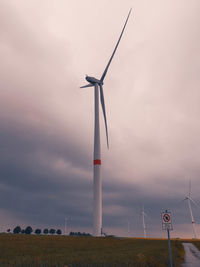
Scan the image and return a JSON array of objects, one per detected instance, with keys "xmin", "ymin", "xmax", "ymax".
[{"xmin": 182, "ymin": 243, "xmax": 200, "ymax": 267}]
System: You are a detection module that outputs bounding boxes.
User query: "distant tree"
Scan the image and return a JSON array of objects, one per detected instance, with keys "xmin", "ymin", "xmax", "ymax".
[
  {"xmin": 7, "ymin": 229, "xmax": 10, "ymax": 233},
  {"xmin": 35, "ymin": 229, "xmax": 41, "ymax": 235},
  {"xmin": 49, "ymin": 229, "xmax": 56, "ymax": 235},
  {"xmin": 25, "ymin": 226, "xmax": 33, "ymax": 235},
  {"xmin": 69, "ymin": 232, "xmax": 74, "ymax": 236},
  {"xmin": 56, "ymin": 229, "xmax": 62, "ymax": 235},
  {"xmin": 13, "ymin": 226, "xmax": 21, "ymax": 234},
  {"xmin": 21, "ymin": 229, "xmax": 25, "ymax": 234},
  {"xmin": 43, "ymin": 228, "xmax": 48, "ymax": 234}
]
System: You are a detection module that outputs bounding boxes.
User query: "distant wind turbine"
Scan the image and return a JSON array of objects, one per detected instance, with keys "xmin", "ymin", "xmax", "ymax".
[
  {"xmin": 183, "ymin": 180, "xmax": 199, "ymax": 239},
  {"xmin": 142, "ymin": 206, "xmax": 148, "ymax": 238},
  {"xmin": 64, "ymin": 217, "xmax": 70, "ymax": 235},
  {"xmin": 80, "ymin": 9, "xmax": 132, "ymax": 236}
]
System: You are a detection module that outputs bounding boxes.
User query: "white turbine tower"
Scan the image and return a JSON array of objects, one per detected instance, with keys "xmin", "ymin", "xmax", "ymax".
[
  {"xmin": 142, "ymin": 206, "xmax": 147, "ymax": 238},
  {"xmin": 183, "ymin": 180, "xmax": 199, "ymax": 239},
  {"xmin": 80, "ymin": 9, "xmax": 131, "ymax": 236},
  {"xmin": 64, "ymin": 217, "xmax": 70, "ymax": 235}
]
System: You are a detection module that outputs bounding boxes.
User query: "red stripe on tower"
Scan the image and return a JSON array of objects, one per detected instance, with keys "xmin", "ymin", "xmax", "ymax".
[{"xmin": 94, "ymin": 159, "xmax": 101, "ymax": 165}]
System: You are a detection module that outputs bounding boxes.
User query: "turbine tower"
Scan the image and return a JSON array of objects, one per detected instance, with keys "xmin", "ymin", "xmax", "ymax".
[
  {"xmin": 80, "ymin": 9, "xmax": 131, "ymax": 236},
  {"xmin": 64, "ymin": 217, "xmax": 70, "ymax": 235},
  {"xmin": 183, "ymin": 180, "xmax": 199, "ymax": 239},
  {"xmin": 142, "ymin": 206, "xmax": 147, "ymax": 238}
]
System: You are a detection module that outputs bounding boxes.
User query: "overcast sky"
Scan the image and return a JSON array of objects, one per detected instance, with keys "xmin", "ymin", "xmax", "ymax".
[{"xmin": 1, "ymin": 0, "xmax": 200, "ymax": 238}]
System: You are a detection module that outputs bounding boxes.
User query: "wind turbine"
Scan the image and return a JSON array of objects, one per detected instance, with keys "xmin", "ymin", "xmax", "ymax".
[
  {"xmin": 183, "ymin": 180, "xmax": 199, "ymax": 239},
  {"xmin": 141, "ymin": 206, "xmax": 148, "ymax": 238},
  {"xmin": 64, "ymin": 217, "xmax": 70, "ymax": 235},
  {"xmin": 80, "ymin": 9, "xmax": 132, "ymax": 236}
]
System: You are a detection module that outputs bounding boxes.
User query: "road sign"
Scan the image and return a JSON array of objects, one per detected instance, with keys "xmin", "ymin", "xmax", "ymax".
[
  {"xmin": 162, "ymin": 211, "xmax": 173, "ymax": 230},
  {"xmin": 161, "ymin": 210, "xmax": 173, "ymax": 267},
  {"xmin": 162, "ymin": 212, "xmax": 171, "ymax": 223}
]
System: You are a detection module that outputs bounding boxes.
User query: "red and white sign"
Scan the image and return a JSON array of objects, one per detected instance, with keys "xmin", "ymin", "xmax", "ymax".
[
  {"xmin": 161, "ymin": 211, "xmax": 173, "ymax": 230},
  {"xmin": 162, "ymin": 213, "xmax": 171, "ymax": 223}
]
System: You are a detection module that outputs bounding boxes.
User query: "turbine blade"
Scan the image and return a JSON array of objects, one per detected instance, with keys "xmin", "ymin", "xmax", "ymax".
[
  {"xmin": 100, "ymin": 8, "xmax": 132, "ymax": 83},
  {"xmin": 80, "ymin": 84, "xmax": 93, "ymax": 88},
  {"xmin": 189, "ymin": 179, "xmax": 191, "ymax": 198},
  {"xmin": 99, "ymin": 84, "xmax": 109, "ymax": 148},
  {"xmin": 189, "ymin": 197, "xmax": 200, "ymax": 208}
]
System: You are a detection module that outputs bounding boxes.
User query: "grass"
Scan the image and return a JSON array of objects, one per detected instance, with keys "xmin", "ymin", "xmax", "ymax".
[
  {"xmin": 189, "ymin": 239, "xmax": 200, "ymax": 251},
  {"xmin": 0, "ymin": 234, "xmax": 184, "ymax": 266}
]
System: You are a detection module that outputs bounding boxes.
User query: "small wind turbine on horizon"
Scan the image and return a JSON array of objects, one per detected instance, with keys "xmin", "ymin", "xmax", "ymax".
[
  {"xmin": 182, "ymin": 180, "xmax": 199, "ymax": 239},
  {"xmin": 141, "ymin": 206, "xmax": 148, "ymax": 238},
  {"xmin": 64, "ymin": 217, "xmax": 70, "ymax": 235},
  {"xmin": 80, "ymin": 9, "xmax": 132, "ymax": 236}
]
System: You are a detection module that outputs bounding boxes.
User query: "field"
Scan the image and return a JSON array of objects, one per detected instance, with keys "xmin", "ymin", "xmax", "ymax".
[
  {"xmin": 191, "ymin": 239, "xmax": 200, "ymax": 251},
  {"xmin": 0, "ymin": 234, "xmax": 184, "ymax": 267}
]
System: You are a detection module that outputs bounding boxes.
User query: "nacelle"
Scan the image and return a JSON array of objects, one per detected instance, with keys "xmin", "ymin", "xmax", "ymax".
[{"xmin": 86, "ymin": 76, "xmax": 102, "ymax": 85}]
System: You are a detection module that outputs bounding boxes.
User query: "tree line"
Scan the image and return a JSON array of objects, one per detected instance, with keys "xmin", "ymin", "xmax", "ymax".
[
  {"xmin": 69, "ymin": 232, "xmax": 91, "ymax": 236},
  {"xmin": 7, "ymin": 226, "xmax": 62, "ymax": 235}
]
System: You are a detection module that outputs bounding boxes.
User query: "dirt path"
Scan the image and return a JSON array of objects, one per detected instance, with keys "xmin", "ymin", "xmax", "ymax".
[{"xmin": 182, "ymin": 243, "xmax": 200, "ymax": 267}]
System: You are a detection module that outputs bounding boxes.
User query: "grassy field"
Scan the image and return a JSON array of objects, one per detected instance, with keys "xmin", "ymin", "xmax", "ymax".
[
  {"xmin": 0, "ymin": 234, "xmax": 184, "ymax": 267},
  {"xmin": 190, "ymin": 239, "xmax": 200, "ymax": 250}
]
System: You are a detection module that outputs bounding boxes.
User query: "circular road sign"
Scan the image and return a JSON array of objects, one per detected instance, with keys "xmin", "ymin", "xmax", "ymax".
[{"xmin": 162, "ymin": 213, "xmax": 171, "ymax": 223}]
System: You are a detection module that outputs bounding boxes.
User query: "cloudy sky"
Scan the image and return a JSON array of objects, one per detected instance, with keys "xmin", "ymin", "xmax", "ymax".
[{"xmin": 1, "ymin": 0, "xmax": 200, "ymax": 238}]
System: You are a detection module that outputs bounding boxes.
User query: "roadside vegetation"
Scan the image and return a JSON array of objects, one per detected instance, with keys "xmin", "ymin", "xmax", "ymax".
[
  {"xmin": 0, "ymin": 234, "xmax": 184, "ymax": 266},
  {"xmin": 190, "ymin": 239, "xmax": 200, "ymax": 250}
]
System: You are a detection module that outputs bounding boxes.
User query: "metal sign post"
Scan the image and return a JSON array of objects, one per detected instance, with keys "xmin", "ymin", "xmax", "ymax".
[{"xmin": 162, "ymin": 210, "xmax": 173, "ymax": 267}]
